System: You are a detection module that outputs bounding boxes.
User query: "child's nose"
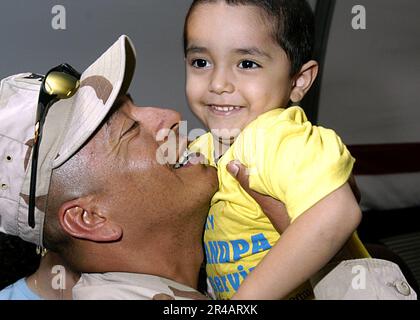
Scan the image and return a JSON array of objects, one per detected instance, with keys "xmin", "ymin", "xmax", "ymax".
[{"xmin": 209, "ymin": 68, "xmax": 235, "ymax": 95}]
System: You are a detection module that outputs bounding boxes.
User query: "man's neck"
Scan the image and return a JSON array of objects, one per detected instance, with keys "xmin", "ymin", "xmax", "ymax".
[
  {"xmin": 26, "ymin": 252, "xmax": 80, "ymax": 300},
  {"xmin": 120, "ymin": 235, "xmax": 204, "ymax": 289},
  {"xmin": 75, "ymin": 225, "xmax": 205, "ymax": 290}
]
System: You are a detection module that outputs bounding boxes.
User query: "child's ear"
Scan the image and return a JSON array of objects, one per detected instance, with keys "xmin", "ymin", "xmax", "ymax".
[{"xmin": 290, "ymin": 60, "xmax": 319, "ymax": 103}]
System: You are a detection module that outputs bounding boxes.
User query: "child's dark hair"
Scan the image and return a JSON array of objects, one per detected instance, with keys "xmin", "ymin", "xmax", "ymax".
[{"xmin": 183, "ymin": 0, "xmax": 315, "ymax": 77}]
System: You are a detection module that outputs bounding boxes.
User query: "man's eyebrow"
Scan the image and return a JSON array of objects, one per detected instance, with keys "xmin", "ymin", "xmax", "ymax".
[
  {"xmin": 105, "ymin": 109, "xmax": 119, "ymax": 128},
  {"xmin": 105, "ymin": 95, "xmax": 129, "ymax": 127},
  {"xmin": 234, "ymin": 47, "xmax": 272, "ymax": 59}
]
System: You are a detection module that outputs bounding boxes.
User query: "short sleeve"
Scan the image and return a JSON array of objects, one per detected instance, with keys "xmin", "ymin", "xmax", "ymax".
[{"xmin": 239, "ymin": 107, "xmax": 355, "ymax": 222}]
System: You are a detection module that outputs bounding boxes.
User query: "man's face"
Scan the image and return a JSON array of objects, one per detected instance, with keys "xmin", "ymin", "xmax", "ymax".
[
  {"xmin": 185, "ymin": 3, "xmax": 294, "ymax": 142},
  {"xmin": 80, "ymin": 95, "xmax": 218, "ymax": 240}
]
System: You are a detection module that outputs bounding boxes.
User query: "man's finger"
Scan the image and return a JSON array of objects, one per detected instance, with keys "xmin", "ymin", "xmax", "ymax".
[{"xmin": 226, "ymin": 160, "xmax": 253, "ymax": 194}]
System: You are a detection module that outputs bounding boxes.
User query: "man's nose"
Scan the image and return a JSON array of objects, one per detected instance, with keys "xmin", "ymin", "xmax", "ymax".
[
  {"xmin": 209, "ymin": 67, "xmax": 235, "ymax": 95},
  {"xmin": 135, "ymin": 106, "xmax": 181, "ymax": 138}
]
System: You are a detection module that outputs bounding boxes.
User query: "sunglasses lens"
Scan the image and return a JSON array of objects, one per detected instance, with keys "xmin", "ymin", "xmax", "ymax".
[{"xmin": 44, "ymin": 71, "xmax": 80, "ymax": 99}]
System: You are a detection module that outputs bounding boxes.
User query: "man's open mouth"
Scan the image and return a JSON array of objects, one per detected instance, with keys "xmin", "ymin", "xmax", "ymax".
[{"xmin": 174, "ymin": 151, "xmax": 205, "ymax": 169}]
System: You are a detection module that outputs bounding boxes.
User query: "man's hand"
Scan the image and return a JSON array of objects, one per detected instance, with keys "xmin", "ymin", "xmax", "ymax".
[{"xmin": 226, "ymin": 161, "xmax": 290, "ymax": 234}]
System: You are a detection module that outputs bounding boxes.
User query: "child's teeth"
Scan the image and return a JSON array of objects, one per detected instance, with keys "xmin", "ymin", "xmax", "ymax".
[{"xmin": 213, "ymin": 106, "xmax": 239, "ymax": 112}]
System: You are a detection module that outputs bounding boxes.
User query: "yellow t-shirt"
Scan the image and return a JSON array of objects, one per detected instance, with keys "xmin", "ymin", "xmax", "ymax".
[{"xmin": 189, "ymin": 107, "xmax": 360, "ymax": 300}]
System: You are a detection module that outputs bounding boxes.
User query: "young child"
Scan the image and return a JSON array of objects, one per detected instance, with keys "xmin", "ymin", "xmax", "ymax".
[{"xmin": 182, "ymin": 0, "xmax": 415, "ymax": 300}]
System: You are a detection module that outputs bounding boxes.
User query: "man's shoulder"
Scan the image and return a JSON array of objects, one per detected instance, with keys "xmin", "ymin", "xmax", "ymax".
[{"xmin": 73, "ymin": 272, "xmax": 206, "ymax": 300}]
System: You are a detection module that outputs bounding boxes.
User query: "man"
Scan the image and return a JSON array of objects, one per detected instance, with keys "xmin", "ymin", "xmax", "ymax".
[{"xmin": 0, "ymin": 35, "xmax": 217, "ymax": 299}]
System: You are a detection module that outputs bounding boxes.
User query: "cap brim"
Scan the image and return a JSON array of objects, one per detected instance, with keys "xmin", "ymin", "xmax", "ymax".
[{"xmin": 54, "ymin": 35, "xmax": 136, "ymax": 168}]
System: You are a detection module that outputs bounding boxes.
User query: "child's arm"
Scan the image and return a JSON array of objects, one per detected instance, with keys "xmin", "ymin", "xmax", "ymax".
[{"xmin": 231, "ymin": 181, "xmax": 361, "ymax": 300}]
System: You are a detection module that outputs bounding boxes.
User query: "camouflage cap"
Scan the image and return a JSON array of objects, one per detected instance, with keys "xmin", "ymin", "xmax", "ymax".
[{"xmin": 0, "ymin": 35, "xmax": 136, "ymax": 246}]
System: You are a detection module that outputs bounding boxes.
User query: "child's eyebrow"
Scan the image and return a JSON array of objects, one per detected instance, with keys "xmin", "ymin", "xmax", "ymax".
[
  {"xmin": 185, "ymin": 45, "xmax": 208, "ymax": 55},
  {"xmin": 234, "ymin": 47, "xmax": 272, "ymax": 60},
  {"xmin": 185, "ymin": 45, "xmax": 272, "ymax": 60}
]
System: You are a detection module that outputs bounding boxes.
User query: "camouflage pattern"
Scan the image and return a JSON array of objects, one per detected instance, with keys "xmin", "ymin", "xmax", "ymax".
[{"xmin": 73, "ymin": 272, "xmax": 209, "ymax": 300}]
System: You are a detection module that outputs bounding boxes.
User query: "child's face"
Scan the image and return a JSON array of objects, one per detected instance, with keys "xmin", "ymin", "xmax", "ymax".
[{"xmin": 185, "ymin": 2, "xmax": 294, "ymax": 142}]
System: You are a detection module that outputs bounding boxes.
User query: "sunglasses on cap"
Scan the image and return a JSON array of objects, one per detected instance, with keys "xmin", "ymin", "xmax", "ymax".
[{"xmin": 28, "ymin": 63, "xmax": 81, "ymax": 228}]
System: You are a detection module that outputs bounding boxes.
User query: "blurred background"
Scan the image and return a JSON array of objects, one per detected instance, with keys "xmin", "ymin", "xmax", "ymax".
[{"xmin": 1, "ymin": 0, "xmax": 419, "ymax": 294}]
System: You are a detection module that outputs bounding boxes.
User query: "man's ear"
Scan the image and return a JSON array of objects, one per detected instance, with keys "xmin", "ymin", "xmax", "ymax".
[
  {"xmin": 290, "ymin": 60, "xmax": 319, "ymax": 103},
  {"xmin": 58, "ymin": 198, "xmax": 122, "ymax": 242}
]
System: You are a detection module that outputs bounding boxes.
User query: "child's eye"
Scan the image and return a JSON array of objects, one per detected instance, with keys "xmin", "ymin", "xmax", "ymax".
[
  {"xmin": 238, "ymin": 60, "xmax": 261, "ymax": 69},
  {"xmin": 191, "ymin": 59, "xmax": 211, "ymax": 68}
]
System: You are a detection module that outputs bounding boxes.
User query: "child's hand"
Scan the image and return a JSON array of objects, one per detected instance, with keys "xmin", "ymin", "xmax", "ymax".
[{"xmin": 226, "ymin": 160, "xmax": 290, "ymax": 234}]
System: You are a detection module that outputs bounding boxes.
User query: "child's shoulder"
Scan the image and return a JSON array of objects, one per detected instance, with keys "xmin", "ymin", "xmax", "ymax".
[
  {"xmin": 238, "ymin": 106, "xmax": 346, "ymax": 154},
  {"xmin": 242, "ymin": 106, "xmax": 310, "ymax": 137},
  {"xmin": 189, "ymin": 131, "xmax": 213, "ymax": 149},
  {"xmin": 187, "ymin": 132, "xmax": 216, "ymax": 166},
  {"xmin": 251, "ymin": 106, "xmax": 308, "ymax": 127}
]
